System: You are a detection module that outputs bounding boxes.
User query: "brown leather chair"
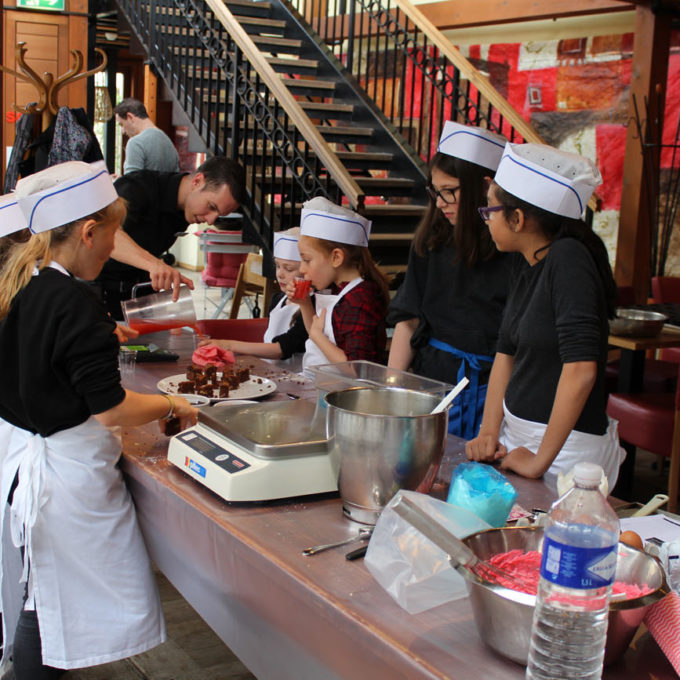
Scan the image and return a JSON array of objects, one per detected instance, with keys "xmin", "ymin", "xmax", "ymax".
[{"xmin": 608, "ymin": 363, "xmax": 680, "ymax": 511}]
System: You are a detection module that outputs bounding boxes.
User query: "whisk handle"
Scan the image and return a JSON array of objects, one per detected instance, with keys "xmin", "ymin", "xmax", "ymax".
[{"xmin": 392, "ymin": 496, "xmax": 479, "ymax": 569}]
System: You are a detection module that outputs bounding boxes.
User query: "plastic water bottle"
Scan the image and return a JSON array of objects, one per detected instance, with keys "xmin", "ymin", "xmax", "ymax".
[{"xmin": 526, "ymin": 462, "xmax": 619, "ymax": 680}]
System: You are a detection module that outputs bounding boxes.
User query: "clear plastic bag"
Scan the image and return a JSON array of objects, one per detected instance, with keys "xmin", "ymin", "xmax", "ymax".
[{"xmin": 364, "ymin": 490, "xmax": 490, "ymax": 614}]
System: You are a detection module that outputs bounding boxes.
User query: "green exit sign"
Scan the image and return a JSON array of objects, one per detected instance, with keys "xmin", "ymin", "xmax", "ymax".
[{"xmin": 17, "ymin": 0, "xmax": 64, "ymax": 10}]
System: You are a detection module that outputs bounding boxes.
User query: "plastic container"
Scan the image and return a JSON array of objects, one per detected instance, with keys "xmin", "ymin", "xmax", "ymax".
[
  {"xmin": 309, "ymin": 360, "xmax": 452, "ymax": 400},
  {"xmin": 526, "ymin": 462, "xmax": 620, "ymax": 680},
  {"xmin": 121, "ymin": 285, "xmax": 197, "ymax": 335}
]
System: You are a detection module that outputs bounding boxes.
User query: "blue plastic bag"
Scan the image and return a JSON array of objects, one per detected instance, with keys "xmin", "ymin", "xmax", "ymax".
[{"xmin": 447, "ymin": 461, "xmax": 517, "ymax": 527}]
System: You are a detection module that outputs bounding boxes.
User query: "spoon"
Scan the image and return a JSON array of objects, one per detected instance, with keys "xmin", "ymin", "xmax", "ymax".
[
  {"xmin": 302, "ymin": 527, "xmax": 373, "ymax": 556},
  {"xmin": 431, "ymin": 377, "xmax": 469, "ymax": 414}
]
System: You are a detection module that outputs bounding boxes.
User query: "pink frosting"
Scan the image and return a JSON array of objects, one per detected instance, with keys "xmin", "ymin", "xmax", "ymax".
[
  {"xmin": 192, "ymin": 344, "xmax": 235, "ymax": 368},
  {"xmin": 487, "ymin": 549, "xmax": 654, "ymax": 600}
]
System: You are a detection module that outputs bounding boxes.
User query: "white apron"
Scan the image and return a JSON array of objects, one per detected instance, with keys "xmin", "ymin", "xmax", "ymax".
[
  {"xmin": 498, "ymin": 402, "xmax": 625, "ymax": 493},
  {"xmin": 302, "ymin": 277, "xmax": 363, "ymax": 374},
  {"xmin": 263, "ymin": 297, "xmax": 303, "ymax": 372},
  {"xmin": 0, "ymin": 415, "xmax": 165, "ymax": 669}
]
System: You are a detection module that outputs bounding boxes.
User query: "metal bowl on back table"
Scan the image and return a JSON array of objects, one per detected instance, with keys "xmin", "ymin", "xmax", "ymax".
[{"xmin": 610, "ymin": 308, "xmax": 668, "ymax": 337}]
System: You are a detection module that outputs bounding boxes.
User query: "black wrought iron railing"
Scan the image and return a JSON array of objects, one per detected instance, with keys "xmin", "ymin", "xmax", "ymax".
[
  {"xmin": 116, "ymin": 0, "xmax": 364, "ymax": 249},
  {"xmin": 288, "ymin": 0, "xmax": 542, "ymax": 163}
]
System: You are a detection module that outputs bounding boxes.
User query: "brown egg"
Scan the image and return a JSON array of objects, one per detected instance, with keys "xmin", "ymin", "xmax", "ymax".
[{"xmin": 619, "ymin": 530, "xmax": 644, "ymax": 551}]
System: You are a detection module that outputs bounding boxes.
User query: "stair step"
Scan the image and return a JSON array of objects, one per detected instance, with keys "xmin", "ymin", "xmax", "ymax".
[
  {"xmin": 300, "ymin": 101, "xmax": 354, "ymax": 115},
  {"xmin": 369, "ymin": 232, "xmax": 417, "ymax": 242},
  {"xmin": 252, "ymin": 34, "xmax": 303, "ymax": 50},
  {"xmin": 234, "ymin": 14, "xmax": 286, "ymax": 30},
  {"xmin": 238, "ymin": 142, "xmax": 393, "ymax": 169},
  {"xmin": 173, "ymin": 47, "xmax": 318, "ymax": 73},
  {"xmin": 225, "ymin": 0, "xmax": 271, "ymax": 16},
  {"xmin": 267, "ymin": 56, "xmax": 319, "ymax": 74},
  {"xmin": 363, "ymin": 204, "xmax": 426, "ymax": 217},
  {"xmin": 281, "ymin": 76, "xmax": 336, "ymax": 93},
  {"xmin": 355, "ymin": 176, "xmax": 416, "ymax": 195},
  {"xmin": 318, "ymin": 124, "xmax": 373, "ymax": 139},
  {"xmin": 255, "ymin": 173, "xmax": 415, "ymax": 196},
  {"xmin": 198, "ymin": 96, "xmax": 353, "ymax": 117}
]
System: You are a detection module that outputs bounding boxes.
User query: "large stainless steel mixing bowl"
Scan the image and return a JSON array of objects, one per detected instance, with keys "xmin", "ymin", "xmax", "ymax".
[
  {"xmin": 325, "ymin": 387, "xmax": 448, "ymax": 525},
  {"xmin": 462, "ymin": 526, "xmax": 668, "ymax": 666}
]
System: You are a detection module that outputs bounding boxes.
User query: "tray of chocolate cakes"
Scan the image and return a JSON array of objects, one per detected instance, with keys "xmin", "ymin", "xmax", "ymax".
[{"xmin": 157, "ymin": 362, "xmax": 277, "ymax": 402}]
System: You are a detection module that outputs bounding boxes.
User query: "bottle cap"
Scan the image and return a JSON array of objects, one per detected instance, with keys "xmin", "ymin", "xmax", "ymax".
[{"xmin": 573, "ymin": 462, "xmax": 604, "ymax": 487}]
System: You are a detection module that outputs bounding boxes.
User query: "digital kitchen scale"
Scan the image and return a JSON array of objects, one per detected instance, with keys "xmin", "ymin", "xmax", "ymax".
[{"xmin": 167, "ymin": 399, "xmax": 338, "ymax": 502}]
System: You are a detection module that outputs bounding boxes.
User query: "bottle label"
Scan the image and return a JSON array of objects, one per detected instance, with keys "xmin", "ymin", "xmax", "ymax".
[{"xmin": 541, "ymin": 535, "xmax": 617, "ymax": 589}]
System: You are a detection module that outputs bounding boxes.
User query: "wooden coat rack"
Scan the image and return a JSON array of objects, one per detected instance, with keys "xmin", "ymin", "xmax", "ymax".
[{"xmin": 0, "ymin": 42, "xmax": 107, "ymax": 130}]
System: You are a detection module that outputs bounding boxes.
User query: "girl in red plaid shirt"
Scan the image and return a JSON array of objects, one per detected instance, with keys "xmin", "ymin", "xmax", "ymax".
[{"xmin": 288, "ymin": 197, "xmax": 389, "ymax": 373}]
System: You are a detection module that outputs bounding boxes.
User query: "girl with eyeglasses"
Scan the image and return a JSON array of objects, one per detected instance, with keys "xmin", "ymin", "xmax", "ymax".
[
  {"xmin": 466, "ymin": 143, "xmax": 624, "ymax": 490},
  {"xmin": 388, "ymin": 122, "xmax": 525, "ymax": 439}
]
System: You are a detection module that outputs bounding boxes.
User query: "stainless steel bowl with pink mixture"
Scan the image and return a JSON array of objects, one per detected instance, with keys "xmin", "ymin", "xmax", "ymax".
[{"xmin": 462, "ymin": 526, "xmax": 668, "ymax": 666}]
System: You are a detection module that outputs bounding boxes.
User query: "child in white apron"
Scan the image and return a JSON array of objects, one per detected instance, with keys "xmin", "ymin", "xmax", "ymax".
[
  {"xmin": 198, "ymin": 228, "xmax": 308, "ymax": 371},
  {"xmin": 287, "ymin": 197, "xmax": 390, "ymax": 374},
  {"xmin": 0, "ymin": 162, "xmax": 198, "ymax": 679},
  {"xmin": 465, "ymin": 143, "xmax": 625, "ymax": 491}
]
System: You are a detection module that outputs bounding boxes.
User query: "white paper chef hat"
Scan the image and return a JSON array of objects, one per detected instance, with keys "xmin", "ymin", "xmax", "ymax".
[
  {"xmin": 300, "ymin": 197, "xmax": 371, "ymax": 247},
  {"xmin": 4, "ymin": 160, "xmax": 118, "ymax": 237},
  {"xmin": 437, "ymin": 121, "xmax": 508, "ymax": 171},
  {"xmin": 273, "ymin": 228, "xmax": 301, "ymax": 261},
  {"xmin": 494, "ymin": 143, "xmax": 602, "ymax": 219},
  {"xmin": 0, "ymin": 194, "xmax": 28, "ymax": 238}
]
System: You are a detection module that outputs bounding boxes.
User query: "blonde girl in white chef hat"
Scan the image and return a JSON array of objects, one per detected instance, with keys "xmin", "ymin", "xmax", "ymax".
[
  {"xmin": 199, "ymin": 227, "xmax": 309, "ymax": 369},
  {"xmin": 466, "ymin": 143, "xmax": 624, "ymax": 491},
  {"xmin": 289, "ymin": 197, "xmax": 389, "ymax": 372},
  {"xmin": 0, "ymin": 161, "xmax": 197, "ymax": 679}
]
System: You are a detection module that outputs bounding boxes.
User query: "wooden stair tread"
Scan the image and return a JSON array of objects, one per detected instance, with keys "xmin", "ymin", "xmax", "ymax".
[
  {"xmin": 171, "ymin": 48, "xmax": 317, "ymax": 71},
  {"xmin": 227, "ymin": 0, "xmax": 271, "ymax": 10},
  {"xmin": 363, "ymin": 204, "xmax": 426, "ymax": 215},
  {"xmin": 251, "ymin": 35, "xmax": 302, "ymax": 49},
  {"xmin": 280, "ymin": 76, "xmax": 336, "ymax": 91},
  {"xmin": 267, "ymin": 56, "xmax": 318, "ymax": 70},
  {"xmin": 318, "ymin": 124, "xmax": 373, "ymax": 137},
  {"xmin": 369, "ymin": 232, "xmax": 417, "ymax": 241},
  {"xmin": 233, "ymin": 14, "xmax": 286, "ymax": 28},
  {"xmin": 300, "ymin": 101, "xmax": 354, "ymax": 114},
  {"xmin": 355, "ymin": 177, "xmax": 416, "ymax": 188},
  {"xmin": 335, "ymin": 150, "xmax": 392, "ymax": 162}
]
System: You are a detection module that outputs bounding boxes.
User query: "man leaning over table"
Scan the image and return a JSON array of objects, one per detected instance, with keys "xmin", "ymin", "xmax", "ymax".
[{"xmin": 95, "ymin": 156, "xmax": 247, "ymax": 319}]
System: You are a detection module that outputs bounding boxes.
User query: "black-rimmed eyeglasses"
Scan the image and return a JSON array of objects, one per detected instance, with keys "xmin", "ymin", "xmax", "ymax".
[
  {"xmin": 427, "ymin": 184, "xmax": 460, "ymax": 205},
  {"xmin": 477, "ymin": 205, "xmax": 504, "ymax": 221}
]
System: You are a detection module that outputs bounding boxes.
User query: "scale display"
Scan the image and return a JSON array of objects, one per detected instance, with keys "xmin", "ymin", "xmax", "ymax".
[{"xmin": 176, "ymin": 431, "xmax": 250, "ymax": 475}]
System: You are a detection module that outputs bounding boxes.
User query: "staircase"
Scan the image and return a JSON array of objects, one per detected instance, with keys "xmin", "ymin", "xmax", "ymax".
[{"xmin": 114, "ymin": 0, "xmax": 541, "ymax": 274}]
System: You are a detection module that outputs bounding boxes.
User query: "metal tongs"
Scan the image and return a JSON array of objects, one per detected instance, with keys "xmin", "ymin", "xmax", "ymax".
[{"xmin": 392, "ymin": 496, "xmax": 536, "ymax": 592}]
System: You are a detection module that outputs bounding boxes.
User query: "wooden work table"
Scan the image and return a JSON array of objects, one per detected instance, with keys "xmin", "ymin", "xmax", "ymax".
[
  {"xmin": 120, "ymin": 330, "xmax": 675, "ymax": 679},
  {"xmin": 608, "ymin": 326, "xmax": 680, "ymax": 393}
]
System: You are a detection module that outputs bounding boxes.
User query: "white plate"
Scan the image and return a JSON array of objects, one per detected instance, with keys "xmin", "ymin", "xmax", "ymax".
[{"xmin": 157, "ymin": 373, "xmax": 277, "ymax": 401}]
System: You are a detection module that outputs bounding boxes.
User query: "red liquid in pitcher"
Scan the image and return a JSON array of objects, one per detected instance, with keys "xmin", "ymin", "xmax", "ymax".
[{"xmin": 128, "ymin": 319, "xmax": 205, "ymax": 339}]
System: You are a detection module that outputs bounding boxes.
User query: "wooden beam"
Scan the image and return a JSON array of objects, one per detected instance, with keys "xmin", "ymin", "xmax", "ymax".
[
  {"xmin": 417, "ymin": 0, "xmax": 633, "ymax": 30},
  {"xmin": 143, "ymin": 65, "xmax": 157, "ymax": 124},
  {"xmin": 614, "ymin": 4, "xmax": 671, "ymax": 302}
]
